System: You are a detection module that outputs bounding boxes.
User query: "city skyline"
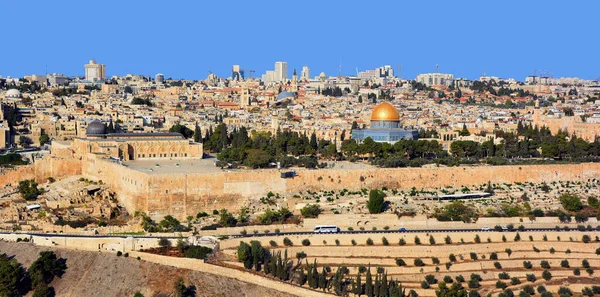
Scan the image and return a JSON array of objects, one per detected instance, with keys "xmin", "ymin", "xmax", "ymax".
[{"xmin": 1, "ymin": 1, "xmax": 599, "ymax": 80}]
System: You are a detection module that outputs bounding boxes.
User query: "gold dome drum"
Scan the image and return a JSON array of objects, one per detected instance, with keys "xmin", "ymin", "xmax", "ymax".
[{"xmin": 371, "ymin": 102, "xmax": 400, "ymax": 121}]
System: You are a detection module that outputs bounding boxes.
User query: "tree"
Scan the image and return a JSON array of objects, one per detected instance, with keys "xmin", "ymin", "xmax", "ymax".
[
  {"xmin": 133, "ymin": 293, "xmax": 145, "ymax": 297},
  {"xmin": 367, "ymin": 190, "xmax": 385, "ymax": 214},
  {"xmin": 17, "ymin": 179, "xmax": 42, "ymax": 201},
  {"xmin": 174, "ymin": 277, "xmax": 195, "ymax": 297},
  {"xmin": 169, "ymin": 124, "xmax": 194, "ymax": 139},
  {"xmin": 28, "ymin": 251, "xmax": 66, "ymax": 289},
  {"xmin": 19, "ymin": 136, "xmax": 33, "ymax": 148},
  {"xmin": 158, "ymin": 238, "xmax": 171, "ymax": 250},
  {"xmin": 158, "ymin": 215, "xmax": 183, "ymax": 232},
  {"xmin": 39, "ymin": 134, "xmax": 50, "ymax": 146},
  {"xmin": 0, "ymin": 253, "xmax": 27, "ymax": 297},
  {"xmin": 436, "ymin": 282, "xmax": 468, "ymax": 297},
  {"xmin": 559, "ymin": 193, "xmax": 583, "ymax": 212},
  {"xmin": 193, "ymin": 123, "xmax": 202, "ymax": 143},
  {"xmin": 300, "ymin": 204, "xmax": 322, "ymax": 218},
  {"xmin": 459, "ymin": 124, "xmax": 471, "ymax": 136}
]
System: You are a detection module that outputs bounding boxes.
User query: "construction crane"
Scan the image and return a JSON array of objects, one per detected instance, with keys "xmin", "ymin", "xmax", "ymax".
[{"xmin": 242, "ymin": 69, "xmax": 255, "ymax": 79}]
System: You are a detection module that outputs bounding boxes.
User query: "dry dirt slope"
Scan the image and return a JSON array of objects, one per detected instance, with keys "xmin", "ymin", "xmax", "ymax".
[{"xmin": 0, "ymin": 241, "xmax": 295, "ymax": 297}]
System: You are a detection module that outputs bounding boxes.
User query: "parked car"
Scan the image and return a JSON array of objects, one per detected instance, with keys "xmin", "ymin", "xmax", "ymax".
[
  {"xmin": 481, "ymin": 227, "xmax": 491, "ymax": 231},
  {"xmin": 399, "ymin": 227, "xmax": 407, "ymax": 232}
]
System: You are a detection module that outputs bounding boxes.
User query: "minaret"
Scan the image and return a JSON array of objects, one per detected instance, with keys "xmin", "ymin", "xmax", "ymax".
[{"xmin": 292, "ymin": 69, "xmax": 298, "ymax": 91}]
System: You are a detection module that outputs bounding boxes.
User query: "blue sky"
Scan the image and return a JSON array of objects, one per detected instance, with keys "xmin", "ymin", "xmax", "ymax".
[{"xmin": 1, "ymin": 1, "xmax": 598, "ymax": 81}]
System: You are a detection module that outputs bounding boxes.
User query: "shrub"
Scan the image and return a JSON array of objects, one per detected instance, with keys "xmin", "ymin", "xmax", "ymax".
[
  {"xmin": 283, "ymin": 237, "xmax": 293, "ymax": 246},
  {"xmin": 540, "ymin": 260, "xmax": 550, "ymax": 269},
  {"xmin": 425, "ymin": 274, "xmax": 437, "ymax": 284},
  {"xmin": 449, "ymin": 253, "xmax": 457, "ymax": 262},
  {"xmin": 117, "ymin": 251, "xmax": 122, "ymax": 257},
  {"xmin": 474, "ymin": 235, "xmax": 481, "ymax": 243},
  {"xmin": 533, "ymin": 246, "xmax": 540, "ymax": 253},
  {"xmin": 496, "ymin": 280, "xmax": 508, "ymax": 289},
  {"xmin": 469, "ymin": 290, "xmax": 480, "ymax": 297},
  {"xmin": 443, "ymin": 276, "xmax": 454, "ymax": 283},
  {"xmin": 542, "ymin": 270, "xmax": 552, "ymax": 281},
  {"xmin": 414, "ymin": 258, "xmax": 425, "ymax": 266},
  {"xmin": 502, "ymin": 235, "xmax": 507, "ymax": 242},
  {"xmin": 560, "ymin": 193, "xmax": 583, "ymax": 212},
  {"xmin": 429, "ymin": 235, "xmax": 436, "ymax": 245},
  {"xmin": 586, "ymin": 268, "xmax": 594, "ymax": 275},
  {"xmin": 543, "ymin": 234, "xmax": 548, "ymax": 241},
  {"xmin": 469, "ymin": 252, "xmax": 478, "ymax": 260},
  {"xmin": 498, "ymin": 272, "xmax": 510, "ymax": 279},
  {"xmin": 560, "ymin": 259, "xmax": 570, "ymax": 268},
  {"xmin": 300, "ymin": 204, "xmax": 322, "ymax": 218},
  {"xmin": 510, "ymin": 277, "xmax": 521, "ymax": 285},
  {"xmin": 582, "ymin": 234, "xmax": 591, "ymax": 243},
  {"xmin": 523, "ymin": 261, "xmax": 533, "ymax": 269},
  {"xmin": 399, "ymin": 238, "xmax": 406, "ymax": 245},
  {"xmin": 395, "ymin": 258, "xmax": 407, "ymax": 266},
  {"xmin": 381, "ymin": 237, "xmax": 389, "ymax": 246},
  {"xmin": 421, "ymin": 281, "xmax": 430, "ymax": 289},
  {"xmin": 414, "ymin": 236, "xmax": 421, "ymax": 245},
  {"xmin": 301, "ymin": 239, "xmax": 311, "ymax": 246},
  {"xmin": 558, "ymin": 287, "xmax": 573, "ymax": 297},
  {"xmin": 494, "ymin": 262, "xmax": 502, "ymax": 269},
  {"xmin": 573, "ymin": 268, "xmax": 581, "ymax": 276},
  {"xmin": 489, "ymin": 252, "xmax": 498, "ymax": 260},
  {"xmin": 582, "ymin": 259, "xmax": 590, "ymax": 268},
  {"xmin": 366, "ymin": 238, "xmax": 373, "ymax": 246},
  {"xmin": 358, "ymin": 266, "xmax": 367, "ymax": 273},
  {"xmin": 445, "ymin": 235, "xmax": 452, "ymax": 244},
  {"xmin": 445, "ymin": 262, "xmax": 452, "ymax": 270},
  {"xmin": 522, "ymin": 285, "xmax": 535, "ymax": 295},
  {"xmin": 456, "ymin": 275, "xmax": 465, "ymax": 283},
  {"xmin": 296, "ymin": 252, "xmax": 307, "ymax": 259},
  {"xmin": 514, "ymin": 232, "xmax": 521, "ymax": 241},
  {"xmin": 335, "ymin": 239, "xmax": 340, "ymax": 246},
  {"xmin": 549, "ymin": 247, "xmax": 555, "ymax": 254},
  {"xmin": 537, "ymin": 286, "xmax": 547, "ymax": 294},
  {"xmin": 468, "ymin": 279, "xmax": 480, "ymax": 288},
  {"xmin": 351, "ymin": 239, "xmax": 357, "ymax": 246},
  {"xmin": 524, "ymin": 274, "xmax": 536, "ymax": 283},
  {"xmin": 582, "ymin": 287, "xmax": 594, "ymax": 297},
  {"xmin": 269, "ymin": 240, "xmax": 277, "ymax": 247},
  {"xmin": 432, "ymin": 257, "xmax": 440, "ymax": 265}
]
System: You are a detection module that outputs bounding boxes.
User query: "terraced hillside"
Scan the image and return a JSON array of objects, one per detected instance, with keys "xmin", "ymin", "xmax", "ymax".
[{"xmin": 219, "ymin": 231, "xmax": 600, "ymax": 296}]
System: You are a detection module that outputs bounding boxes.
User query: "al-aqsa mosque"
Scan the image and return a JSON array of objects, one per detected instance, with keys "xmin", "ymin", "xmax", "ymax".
[{"xmin": 351, "ymin": 102, "xmax": 418, "ymax": 143}]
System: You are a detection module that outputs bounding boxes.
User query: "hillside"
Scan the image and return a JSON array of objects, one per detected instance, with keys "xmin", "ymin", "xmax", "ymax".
[{"xmin": 0, "ymin": 241, "xmax": 296, "ymax": 297}]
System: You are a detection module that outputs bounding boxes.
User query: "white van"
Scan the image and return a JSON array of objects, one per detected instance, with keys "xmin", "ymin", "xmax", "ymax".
[{"xmin": 313, "ymin": 225, "xmax": 340, "ymax": 233}]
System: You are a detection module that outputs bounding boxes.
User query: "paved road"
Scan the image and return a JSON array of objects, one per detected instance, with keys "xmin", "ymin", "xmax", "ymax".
[{"xmin": 4, "ymin": 226, "xmax": 596, "ymax": 240}]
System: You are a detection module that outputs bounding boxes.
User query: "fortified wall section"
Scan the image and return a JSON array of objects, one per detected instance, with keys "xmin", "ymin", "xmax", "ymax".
[
  {"xmin": 82, "ymin": 159, "xmax": 600, "ymax": 220},
  {"xmin": 0, "ymin": 157, "xmax": 81, "ymax": 187},
  {"xmin": 3, "ymin": 156, "xmax": 598, "ymax": 220},
  {"xmin": 286, "ymin": 163, "xmax": 600, "ymax": 192}
]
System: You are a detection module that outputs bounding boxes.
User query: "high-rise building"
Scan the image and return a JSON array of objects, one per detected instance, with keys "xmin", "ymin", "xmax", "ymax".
[
  {"xmin": 274, "ymin": 61, "xmax": 288, "ymax": 82},
  {"xmin": 301, "ymin": 66, "xmax": 310, "ymax": 81},
  {"xmin": 416, "ymin": 73, "xmax": 454, "ymax": 87},
  {"xmin": 232, "ymin": 65, "xmax": 244, "ymax": 81},
  {"xmin": 262, "ymin": 70, "xmax": 276, "ymax": 85},
  {"xmin": 84, "ymin": 60, "xmax": 106, "ymax": 81},
  {"xmin": 155, "ymin": 73, "xmax": 165, "ymax": 83}
]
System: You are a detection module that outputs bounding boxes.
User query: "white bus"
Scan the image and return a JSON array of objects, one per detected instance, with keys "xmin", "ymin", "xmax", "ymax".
[{"xmin": 313, "ymin": 225, "xmax": 340, "ymax": 233}]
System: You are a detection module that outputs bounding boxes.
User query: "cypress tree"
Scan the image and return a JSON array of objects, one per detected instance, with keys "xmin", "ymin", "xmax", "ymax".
[
  {"xmin": 193, "ymin": 122, "xmax": 201, "ymax": 143},
  {"xmin": 356, "ymin": 273, "xmax": 362, "ymax": 296},
  {"xmin": 319, "ymin": 267, "xmax": 327, "ymax": 291},
  {"xmin": 380, "ymin": 273, "xmax": 388, "ymax": 297},
  {"xmin": 365, "ymin": 266, "xmax": 373, "ymax": 297},
  {"xmin": 374, "ymin": 274, "xmax": 380, "ymax": 297}
]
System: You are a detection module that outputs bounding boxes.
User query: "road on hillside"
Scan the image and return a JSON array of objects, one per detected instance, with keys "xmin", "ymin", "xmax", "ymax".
[{"xmin": 3, "ymin": 226, "xmax": 596, "ymax": 240}]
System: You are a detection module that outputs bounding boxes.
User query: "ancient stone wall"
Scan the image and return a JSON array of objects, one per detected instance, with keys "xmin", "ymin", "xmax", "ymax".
[
  {"xmin": 84, "ymin": 160, "xmax": 600, "ymax": 220},
  {"xmin": 0, "ymin": 156, "xmax": 81, "ymax": 187},
  {"xmin": 4, "ymin": 154, "xmax": 599, "ymax": 221}
]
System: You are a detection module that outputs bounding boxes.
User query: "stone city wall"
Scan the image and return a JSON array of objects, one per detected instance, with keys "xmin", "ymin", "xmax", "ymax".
[
  {"xmin": 0, "ymin": 156, "xmax": 81, "ymax": 187},
  {"xmin": 80, "ymin": 159, "xmax": 600, "ymax": 220}
]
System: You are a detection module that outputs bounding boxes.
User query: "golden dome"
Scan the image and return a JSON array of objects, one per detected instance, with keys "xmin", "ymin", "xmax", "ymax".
[{"xmin": 371, "ymin": 102, "xmax": 400, "ymax": 121}]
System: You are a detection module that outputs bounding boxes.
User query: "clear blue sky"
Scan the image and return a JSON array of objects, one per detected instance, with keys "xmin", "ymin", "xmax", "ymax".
[{"xmin": 1, "ymin": 0, "xmax": 598, "ymax": 81}]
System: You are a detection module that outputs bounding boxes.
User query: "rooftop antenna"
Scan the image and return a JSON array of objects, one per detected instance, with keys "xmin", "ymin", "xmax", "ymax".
[
  {"xmin": 45, "ymin": 64, "xmax": 47, "ymax": 76},
  {"xmin": 436, "ymin": 64, "xmax": 439, "ymax": 73},
  {"xmin": 356, "ymin": 67, "xmax": 359, "ymax": 77},
  {"xmin": 338, "ymin": 58, "xmax": 342, "ymax": 77}
]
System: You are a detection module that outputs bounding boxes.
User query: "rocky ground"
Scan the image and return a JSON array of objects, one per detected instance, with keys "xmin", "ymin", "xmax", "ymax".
[{"xmin": 0, "ymin": 241, "xmax": 297, "ymax": 297}]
